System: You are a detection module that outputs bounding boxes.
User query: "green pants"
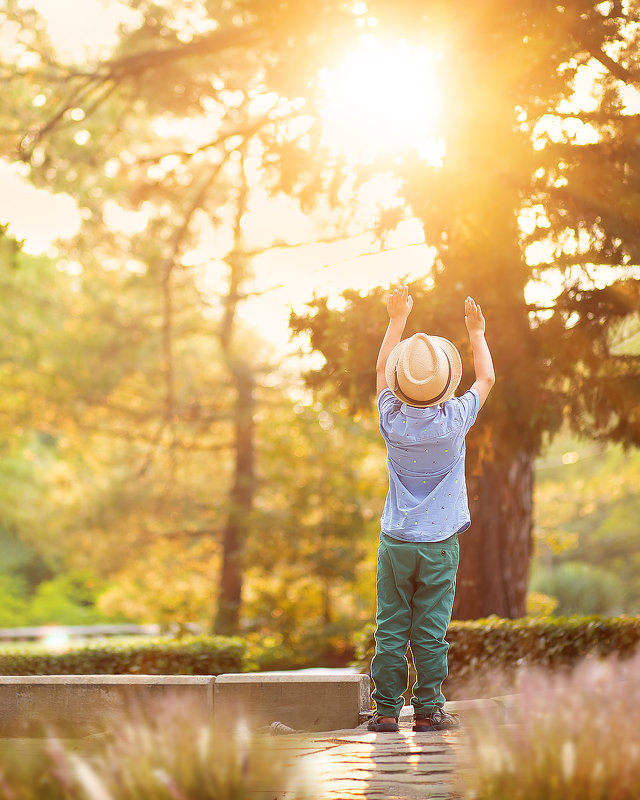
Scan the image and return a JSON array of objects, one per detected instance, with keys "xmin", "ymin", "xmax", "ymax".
[{"xmin": 371, "ymin": 532, "xmax": 459, "ymax": 717}]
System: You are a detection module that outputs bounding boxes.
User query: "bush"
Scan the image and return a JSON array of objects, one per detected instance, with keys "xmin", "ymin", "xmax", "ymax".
[
  {"xmin": 0, "ymin": 635, "xmax": 247, "ymax": 675},
  {"xmin": 246, "ymin": 624, "xmax": 356, "ymax": 672},
  {"xmin": 530, "ymin": 562, "xmax": 621, "ymax": 616},
  {"xmin": 355, "ymin": 615, "xmax": 640, "ymax": 699},
  {"xmin": 0, "ymin": 569, "xmax": 116, "ymax": 628}
]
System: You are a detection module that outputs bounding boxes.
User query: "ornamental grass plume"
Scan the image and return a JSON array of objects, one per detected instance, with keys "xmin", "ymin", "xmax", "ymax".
[
  {"xmin": 460, "ymin": 653, "xmax": 640, "ymax": 800},
  {"xmin": 0, "ymin": 697, "xmax": 308, "ymax": 799}
]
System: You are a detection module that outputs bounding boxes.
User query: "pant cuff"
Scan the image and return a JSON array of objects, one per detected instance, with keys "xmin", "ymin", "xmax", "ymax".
[
  {"xmin": 412, "ymin": 701, "xmax": 443, "ymax": 715},
  {"xmin": 374, "ymin": 704, "xmax": 399, "ymax": 717}
]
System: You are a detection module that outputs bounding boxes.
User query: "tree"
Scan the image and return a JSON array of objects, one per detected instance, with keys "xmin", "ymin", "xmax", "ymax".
[
  {"xmin": 290, "ymin": 1, "xmax": 640, "ymax": 618},
  {"xmin": 0, "ymin": 0, "xmax": 343, "ymax": 633},
  {"xmin": 533, "ymin": 432, "xmax": 640, "ymax": 613},
  {"xmin": 4, "ymin": 0, "xmax": 640, "ymax": 625},
  {"xmin": 244, "ymin": 398, "xmax": 384, "ymax": 655}
]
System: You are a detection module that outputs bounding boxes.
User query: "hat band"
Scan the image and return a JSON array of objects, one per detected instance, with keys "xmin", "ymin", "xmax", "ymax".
[{"xmin": 393, "ymin": 351, "xmax": 453, "ymax": 407}]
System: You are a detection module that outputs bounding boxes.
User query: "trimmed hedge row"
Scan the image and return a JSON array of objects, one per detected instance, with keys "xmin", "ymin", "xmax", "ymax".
[
  {"xmin": 0, "ymin": 635, "xmax": 247, "ymax": 676},
  {"xmin": 355, "ymin": 615, "xmax": 640, "ymax": 699},
  {"xmin": 3, "ymin": 617, "xmax": 638, "ymax": 685}
]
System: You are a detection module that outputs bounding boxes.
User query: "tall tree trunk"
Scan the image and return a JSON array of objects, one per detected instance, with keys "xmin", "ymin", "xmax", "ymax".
[
  {"xmin": 453, "ymin": 450, "xmax": 533, "ymax": 619},
  {"xmin": 215, "ymin": 364, "xmax": 255, "ymax": 635},
  {"xmin": 425, "ymin": 74, "xmax": 537, "ymax": 618},
  {"xmin": 213, "ymin": 145, "xmax": 255, "ymax": 635}
]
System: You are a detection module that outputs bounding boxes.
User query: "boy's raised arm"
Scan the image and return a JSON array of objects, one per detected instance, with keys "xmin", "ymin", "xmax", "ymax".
[
  {"xmin": 376, "ymin": 285, "xmax": 413, "ymax": 397},
  {"xmin": 464, "ymin": 296, "xmax": 495, "ymax": 410}
]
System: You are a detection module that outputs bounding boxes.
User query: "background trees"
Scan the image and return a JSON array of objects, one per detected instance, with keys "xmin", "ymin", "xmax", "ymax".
[
  {"xmin": 2, "ymin": 0, "xmax": 338, "ymax": 634},
  {"xmin": 532, "ymin": 432, "xmax": 640, "ymax": 615},
  {"xmin": 1, "ymin": 0, "xmax": 639, "ymax": 634},
  {"xmin": 291, "ymin": 1, "xmax": 640, "ymax": 617}
]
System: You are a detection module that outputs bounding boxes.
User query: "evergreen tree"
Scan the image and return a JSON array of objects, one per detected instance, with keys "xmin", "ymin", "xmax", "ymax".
[{"xmin": 291, "ymin": 1, "xmax": 640, "ymax": 617}]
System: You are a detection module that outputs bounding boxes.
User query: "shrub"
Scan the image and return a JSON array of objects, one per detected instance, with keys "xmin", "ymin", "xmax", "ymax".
[
  {"xmin": 355, "ymin": 615, "xmax": 640, "ymax": 699},
  {"xmin": 0, "ymin": 635, "xmax": 247, "ymax": 675},
  {"xmin": 530, "ymin": 562, "xmax": 621, "ymax": 616},
  {"xmin": 459, "ymin": 654, "xmax": 640, "ymax": 799},
  {"xmin": 246, "ymin": 624, "xmax": 356, "ymax": 672}
]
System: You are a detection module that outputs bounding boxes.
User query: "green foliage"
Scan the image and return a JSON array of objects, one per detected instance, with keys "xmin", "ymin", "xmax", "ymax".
[
  {"xmin": 244, "ymin": 397, "xmax": 382, "ymax": 650},
  {"xmin": 0, "ymin": 696, "xmax": 305, "ymax": 799},
  {"xmin": 0, "ymin": 232, "xmax": 384, "ymax": 635},
  {"xmin": 2, "ymin": 0, "xmax": 640, "ymax": 630},
  {"xmin": 25, "ymin": 573, "xmax": 112, "ymax": 627},
  {"xmin": 355, "ymin": 615, "xmax": 640, "ymax": 700},
  {"xmin": 0, "ymin": 635, "xmax": 247, "ymax": 675},
  {"xmin": 0, "ymin": 524, "xmax": 114, "ymax": 627},
  {"xmin": 534, "ymin": 433, "xmax": 640, "ymax": 612},
  {"xmin": 530, "ymin": 562, "xmax": 620, "ymax": 616},
  {"xmin": 0, "ymin": 575, "xmax": 29, "ymax": 628}
]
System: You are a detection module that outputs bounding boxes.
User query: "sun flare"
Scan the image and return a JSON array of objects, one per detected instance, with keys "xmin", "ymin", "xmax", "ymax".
[{"xmin": 318, "ymin": 37, "xmax": 444, "ymax": 165}]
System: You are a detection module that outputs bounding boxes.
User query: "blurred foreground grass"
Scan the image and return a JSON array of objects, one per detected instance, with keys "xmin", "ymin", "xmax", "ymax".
[
  {"xmin": 0, "ymin": 696, "xmax": 309, "ymax": 799},
  {"xmin": 460, "ymin": 654, "xmax": 640, "ymax": 799}
]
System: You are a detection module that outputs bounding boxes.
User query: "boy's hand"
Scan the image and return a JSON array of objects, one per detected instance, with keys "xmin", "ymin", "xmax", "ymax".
[
  {"xmin": 387, "ymin": 285, "xmax": 414, "ymax": 320},
  {"xmin": 465, "ymin": 296, "xmax": 486, "ymax": 335}
]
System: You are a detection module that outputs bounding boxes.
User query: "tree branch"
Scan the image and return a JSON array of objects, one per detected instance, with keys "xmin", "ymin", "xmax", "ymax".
[
  {"xmin": 588, "ymin": 45, "xmax": 640, "ymax": 88},
  {"xmin": 104, "ymin": 24, "xmax": 263, "ymax": 80},
  {"xmin": 133, "ymin": 103, "xmax": 286, "ymax": 167}
]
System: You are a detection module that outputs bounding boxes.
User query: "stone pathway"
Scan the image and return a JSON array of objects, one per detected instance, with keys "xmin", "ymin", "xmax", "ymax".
[
  {"xmin": 264, "ymin": 708, "xmax": 466, "ymax": 800},
  {"xmin": 0, "ymin": 699, "xmax": 477, "ymax": 800}
]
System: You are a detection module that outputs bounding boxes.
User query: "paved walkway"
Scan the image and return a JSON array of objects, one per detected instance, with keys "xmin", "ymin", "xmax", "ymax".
[
  {"xmin": 266, "ymin": 706, "xmax": 467, "ymax": 800},
  {"xmin": 0, "ymin": 702, "xmax": 476, "ymax": 800}
]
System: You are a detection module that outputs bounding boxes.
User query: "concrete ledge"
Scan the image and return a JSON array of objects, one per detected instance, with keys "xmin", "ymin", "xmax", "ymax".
[
  {"xmin": 214, "ymin": 673, "xmax": 371, "ymax": 732},
  {"xmin": 0, "ymin": 676, "xmax": 215, "ymax": 737},
  {"xmin": 0, "ymin": 673, "xmax": 372, "ymax": 737}
]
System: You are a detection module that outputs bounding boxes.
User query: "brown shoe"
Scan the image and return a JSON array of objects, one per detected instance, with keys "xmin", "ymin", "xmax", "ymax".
[
  {"xmin": 367, "ymin": 713, "xmax": 399, "ymax": 732},
  {"xmin": 413, "ymin": 707, "xmax": 460, "ymax": 732}
]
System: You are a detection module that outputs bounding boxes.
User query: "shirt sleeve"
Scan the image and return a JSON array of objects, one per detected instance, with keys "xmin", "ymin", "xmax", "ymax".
[
  {"xmin": 377, "ymin": 388, "xmax": 402, "ymax": 434},
  {"xmin": 450, "ymin": 388, "xmax": 480, "ymax": 437}
]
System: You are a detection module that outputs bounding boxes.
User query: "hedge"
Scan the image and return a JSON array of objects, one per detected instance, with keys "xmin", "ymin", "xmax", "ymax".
[
  {"xmin": 0, "ymin": 635, "xmax": 247, "ymax": 675},
  {"xmin": 355, "ymin": 615, "xmax": 640, "ymax": 699}
]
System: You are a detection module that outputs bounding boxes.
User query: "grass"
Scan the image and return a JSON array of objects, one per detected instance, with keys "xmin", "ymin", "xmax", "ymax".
[
  {"xmin": 0, "ymin": 696, "xmax": 309, "ymax": 799},
  {"xmin": 460, "ymin": 653, "xmax": 640, "ymax": 799}
]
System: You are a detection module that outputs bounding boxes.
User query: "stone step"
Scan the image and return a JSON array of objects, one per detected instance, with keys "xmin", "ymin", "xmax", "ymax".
[
  {"xmin": 0, "ymin": 675, "xmax": 214, "ymax": 737},
  {"xmin": 215, "ymin": 673, "xmax": 371, "ymax": 733},
  {"xmin": 0, "ymin": 673, "xmax": 372, "ymax": 737}
]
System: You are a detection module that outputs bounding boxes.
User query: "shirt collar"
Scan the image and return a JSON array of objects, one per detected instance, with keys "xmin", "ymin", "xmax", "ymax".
[{"xmin": 401, "ymin": 402, "xmax": 440, "ymax": 418}]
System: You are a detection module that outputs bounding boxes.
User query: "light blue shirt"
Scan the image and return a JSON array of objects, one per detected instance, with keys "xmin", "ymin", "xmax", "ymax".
[{"xmin": 377, "ymin": 387, "xmax": 480, "ymax": 542}]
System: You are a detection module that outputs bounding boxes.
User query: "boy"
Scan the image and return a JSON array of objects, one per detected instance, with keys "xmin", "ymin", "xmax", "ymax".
[{"xmin": 368, "ymin": 286, "xmax": 495, "ymax": 733}]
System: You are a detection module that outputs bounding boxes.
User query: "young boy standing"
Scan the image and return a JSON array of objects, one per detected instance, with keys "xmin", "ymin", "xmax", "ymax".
[{"xmin": 368, "ymin": 286, "xmax": 495, "ymax": 733}]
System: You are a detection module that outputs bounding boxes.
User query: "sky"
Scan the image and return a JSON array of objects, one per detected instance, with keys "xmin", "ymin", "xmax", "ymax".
[
  {"xmin": 1, "ymin": 0, "xmax": 440, "ymax": 355},
  {"xmin": 0, "ymin": 162, "xmax": 82, "ymax": 250}
]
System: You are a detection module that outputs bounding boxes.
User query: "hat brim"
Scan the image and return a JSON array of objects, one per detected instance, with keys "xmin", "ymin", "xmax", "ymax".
[{"xmin": 384, "ymin": 334, "xmax": 462, "ymax": 408}]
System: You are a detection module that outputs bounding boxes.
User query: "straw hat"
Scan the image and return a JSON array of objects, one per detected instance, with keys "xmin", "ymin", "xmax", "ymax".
[{"xmin": 385, "ymin": 333, "xmax": 462, "ymax": 408}]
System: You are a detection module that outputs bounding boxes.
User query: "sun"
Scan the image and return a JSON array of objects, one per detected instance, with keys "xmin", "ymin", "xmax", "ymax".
[{"xmin": 317, "ymin": 37, "xmax": 444, "ymax": 165}]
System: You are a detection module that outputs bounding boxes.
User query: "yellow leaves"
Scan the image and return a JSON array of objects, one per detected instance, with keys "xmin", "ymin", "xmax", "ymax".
[
  {"xmin": 98, "ymin": 536, "xmax": 219, "ymax": 625},
  {"xmin": 534, "ymin": 527, "xmax": 579, "ymax": 556},
  {"xmin": 526, "ymin": 591, "xmax": 559, "ymax": 617}
]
